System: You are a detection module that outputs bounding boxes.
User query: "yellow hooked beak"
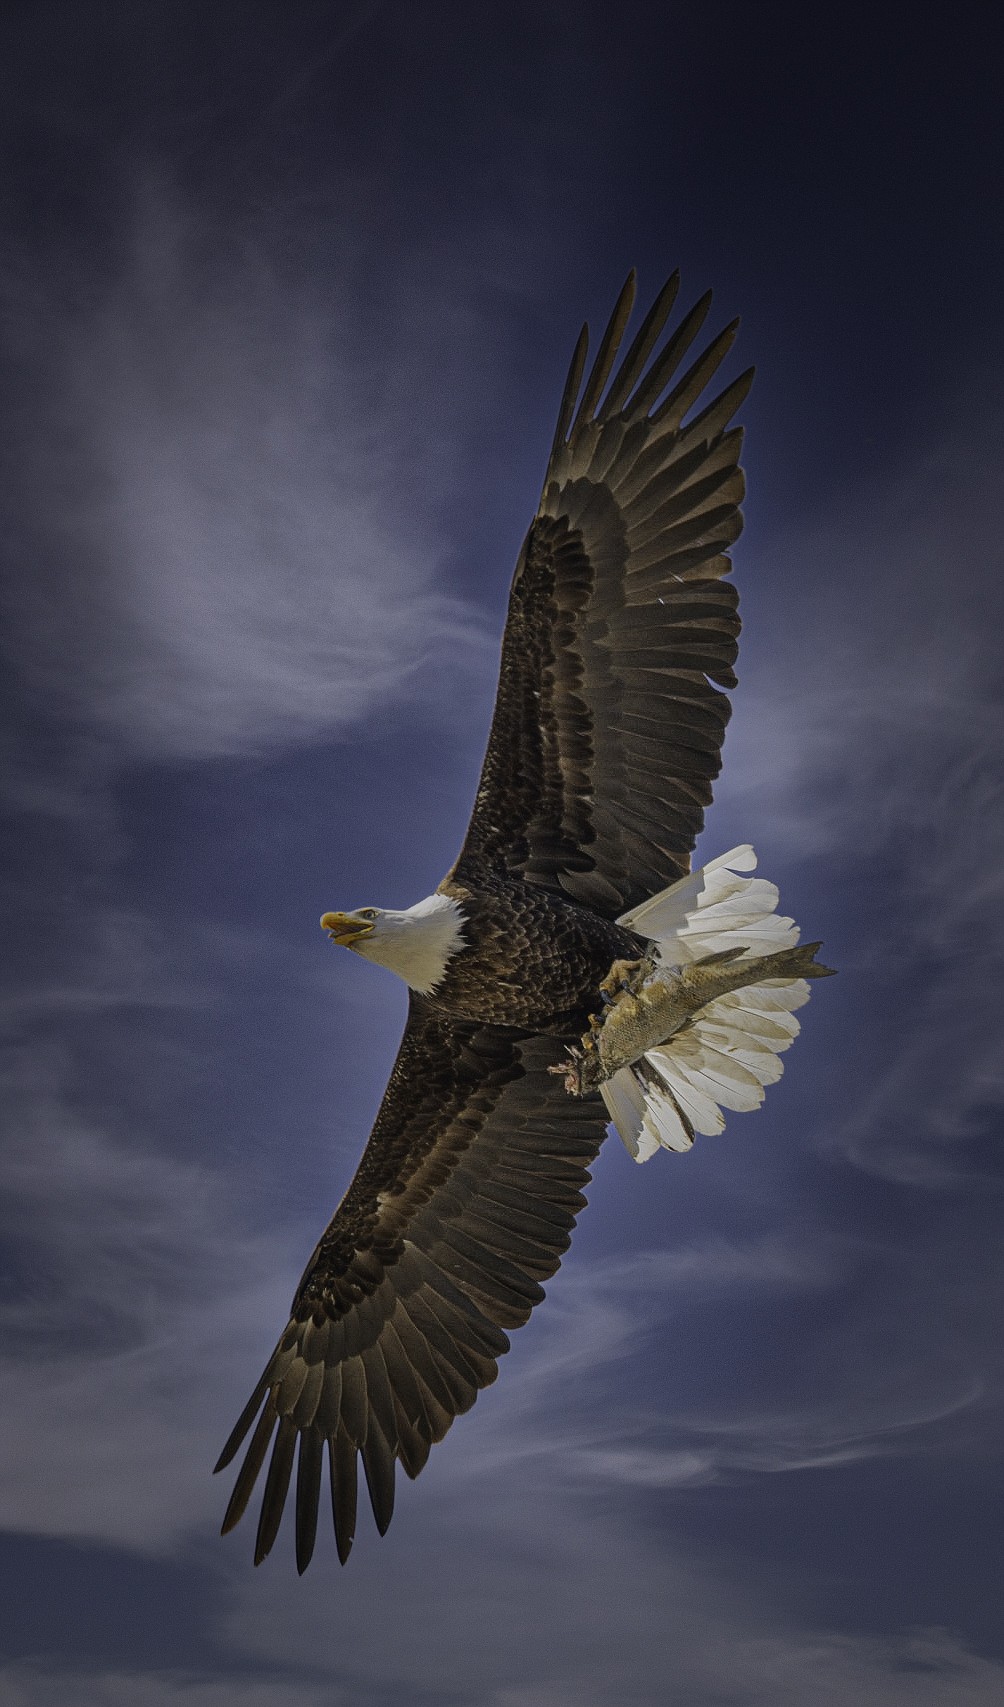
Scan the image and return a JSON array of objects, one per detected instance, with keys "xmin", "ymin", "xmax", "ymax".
[{"xmin": 320, "ymin": 911, "xmax": 375, "ymax": 947}]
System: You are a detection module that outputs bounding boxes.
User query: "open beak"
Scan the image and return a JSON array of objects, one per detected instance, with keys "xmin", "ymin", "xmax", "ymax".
[{"xmin": 320, "ymin": 911, "xmax": 374, "ymax": 947}]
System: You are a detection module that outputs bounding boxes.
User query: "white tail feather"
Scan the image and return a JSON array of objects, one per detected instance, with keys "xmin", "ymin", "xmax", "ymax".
[
  {"xmin": 601, "ymin": 1068, "xmax": 695, "ymax": 1158},
  {"xmin": 607, "ymin": 846, "xmax": 816, "ymax": 1162}
]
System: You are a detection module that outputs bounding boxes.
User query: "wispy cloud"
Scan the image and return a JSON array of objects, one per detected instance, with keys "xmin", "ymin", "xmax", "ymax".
[
  {"xmin": 0, "ymin": 1052, "xmax": 296, "ymax": 1549},
  {"xmin": 5, "ymin": 1620, "xmax": 1002, "ymax": 1707},
  {"xmin": 3, "ymin": 170, "xmax": 494, "ymax": 766},
  {"xmin": 720, "ymin": 416, "xmax": 1004, "ymax": 867},
  {"xmin": 0, "ymin": 1667, "xmax": 343, "ymax": 1707},
  {"xmin": 217, "ymin": 1475, "xmax": 1004, "ymax": 1707},
  {"xmin": 713, "ymin": 407, "xmax": 1004, "ymax": 1185},
  {"xmin": 494, "ymin": 1626, "xmax": 1004, "ymax": 1707},
  {"xmin": 437, "ymin": 1222, "xmax": 991, "ymax": 1502},
  {"xmin": 0, "ymin": 878, "xmax": 399, "ymax": 1554},
  {"xmin": 0, "ymin": 896, "xmax": 208, "ymax": 1023}
]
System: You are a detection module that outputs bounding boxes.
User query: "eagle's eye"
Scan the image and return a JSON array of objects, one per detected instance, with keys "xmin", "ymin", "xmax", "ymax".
[{"xmin": 359, "ymin": 908, "xmax": 378, "ymax": 921}]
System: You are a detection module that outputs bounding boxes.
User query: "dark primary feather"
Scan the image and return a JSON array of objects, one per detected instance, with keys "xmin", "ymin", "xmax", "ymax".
[
  {"xmin": 454, "ymin": 271, "xmax": 751, "ymax": 918},
  {"xmin": 216, "ymin": 999, "xmax": 608, "ymax": 1569},
  {"xmin": 574, "ymin": 270, "xmax": 638, "ymax": 426},
  {"xmin": 597, "ymin": 270, "xmax": 680, "ymax": 420}
]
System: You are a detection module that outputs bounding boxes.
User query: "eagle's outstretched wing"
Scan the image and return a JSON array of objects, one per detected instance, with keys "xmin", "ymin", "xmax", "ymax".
[
  {"xmin": 451, "ymin": 270, "xmax": 750, "ymax": 918},
  {"xmin": 216, "ymin": 996, "xmax": 608, "ymax": 1570}
]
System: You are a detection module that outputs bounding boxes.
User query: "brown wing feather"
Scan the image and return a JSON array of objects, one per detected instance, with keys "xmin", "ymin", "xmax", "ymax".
[
  {"xmin": 453, "ymin": 272, "xmax": 751, "ymax": 918},
  {"xmin": 216, "ymin": 996, "xmax": 608, "ymax": 1570}
]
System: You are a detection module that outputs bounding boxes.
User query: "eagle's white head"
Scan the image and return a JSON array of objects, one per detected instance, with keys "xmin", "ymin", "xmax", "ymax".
[{"xmin": 320, "ymin": 893, "xmax": 466, "ymax": 995}]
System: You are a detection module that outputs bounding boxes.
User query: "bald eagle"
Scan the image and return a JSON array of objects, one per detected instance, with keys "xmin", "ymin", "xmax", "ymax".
[{"xmin": 216, "ymin": 271, "xmax": 831, "ymax": 1571}]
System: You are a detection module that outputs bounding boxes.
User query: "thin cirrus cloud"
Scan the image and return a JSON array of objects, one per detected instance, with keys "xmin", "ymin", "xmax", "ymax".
[
  {"xmin": 0, "ymin": 907, "xmax": 386, "ymax": 1553},
  {"xmin": 0, "ymin": 1046, "xmax": 296, "ymax": 1550},
  {"xmin": 3, "ymin": 175, "xmax": 493, "ymax": 766},
  {"xmin": 217, "ymin": 1478, "xmax": 1004, "ymax": 1707},
  {"xmin": 2, "ymin": 1629, "xmax": 1002, "ymax": 1707},
  {"xmin": 440, "ymin": 1229, "xmax": 990, "ymax": 1495},
  {"xmin": 719, "ymin": 402, "xmax": 1002, "ymax": 873},
  {"xmin": 712, "ymin": 404, "xmax": 1004, "ymax": 1186},
  {"xmin": 0, "ymin": 1672, "xmax": 345, "ymax": 1707}
]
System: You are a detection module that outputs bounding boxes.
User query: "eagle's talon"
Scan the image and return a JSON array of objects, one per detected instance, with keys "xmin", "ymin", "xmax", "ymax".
[{"xmin": 598, "ymin": 955, "xmax": 653, "ymax": 1004}]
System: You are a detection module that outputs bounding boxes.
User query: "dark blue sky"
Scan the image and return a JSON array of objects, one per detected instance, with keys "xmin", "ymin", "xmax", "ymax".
[{"xmin": 2, "ymin": 5, "xmax": 1002, "ymax": 1704}]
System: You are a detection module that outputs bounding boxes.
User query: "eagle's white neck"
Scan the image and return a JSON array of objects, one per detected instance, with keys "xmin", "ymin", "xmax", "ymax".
[{"xmin": 354, "ymin": 893, "xmax": 467, "ymax": 995}]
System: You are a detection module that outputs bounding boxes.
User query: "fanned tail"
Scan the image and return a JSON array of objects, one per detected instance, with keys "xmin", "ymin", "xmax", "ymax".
[{"xmin": 602, "ymin": 846, "xmax": 830, "ymax": 1162}]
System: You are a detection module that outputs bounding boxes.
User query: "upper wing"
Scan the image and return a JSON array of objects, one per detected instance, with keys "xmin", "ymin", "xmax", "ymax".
[
  {"xmin": 451, "ymin": 270, "xmax": 750, "ymax": 918},
  {"xmin": 215, "ymin": 996, "xmax": 608, "ymax": 1570}
]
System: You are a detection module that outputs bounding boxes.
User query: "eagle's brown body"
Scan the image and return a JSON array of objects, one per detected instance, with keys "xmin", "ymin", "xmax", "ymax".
[
  {"xmin": 435, "ymin": 873, "xmax": 645, "ymax": 1033},
  {"xmin": 215, "ymin": 270, "xmax": 766, "ymax": 1572}
]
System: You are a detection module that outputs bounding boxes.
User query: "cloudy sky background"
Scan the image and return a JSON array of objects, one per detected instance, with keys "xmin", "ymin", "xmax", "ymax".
[{"xmin": 1, "ymin": 4, "xmax": 1002, "ymax": 1702}]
